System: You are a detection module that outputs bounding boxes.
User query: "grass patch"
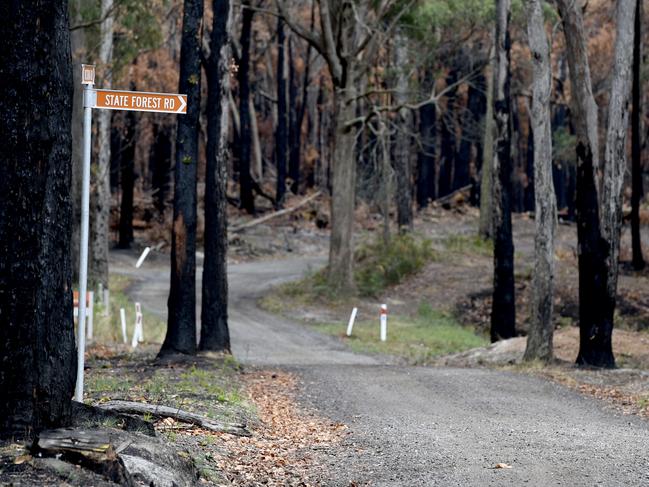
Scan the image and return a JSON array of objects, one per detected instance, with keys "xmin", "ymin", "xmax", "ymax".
[
  {"xmin": 261, "ymin": 234, "xmax": 437, "ymax": 311},
  {"xmin": 86, "ymin": 274, "xmax": 166, "ymax": 344},
  {"xmin": 443, "ymin": 234, "xmax": 493, "ymax": 257},
  {"xmin": 314, "ymin": 303, "xmax": 487, "ymax": 365}
]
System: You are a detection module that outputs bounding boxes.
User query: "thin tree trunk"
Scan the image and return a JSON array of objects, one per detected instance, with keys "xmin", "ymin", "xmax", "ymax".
[
  {"xmin": 238, "ymin": 3, "xmax": 255, "ymax": 214},
  {"xmin": 0, "ymin": 0, "xmax": 76, "ymax": 439},
  {"xmin": 417, "ymin": 69, "xmax": 437, "ymax": 208},
  {"xmin": 394, "ymin": 30, "xmax": 413, "ymax": 232},
  {"xmin": 70, "ymin": 0, "xmax": 85, "ymax": 283},
  {"xmin": 438, "ymin": 71, "xmax": 457, "ymax": 198},
  {"xmin": 524, "ymin": 0, "xmax": 556, "ymax": 362},
  {"xmin": 90, "ymin": 0, "xmax": 114, "ymax": 290},
  {"xmin": 630, "ymin": 0, "xmax": 644, "ymax": 270},
  {"xmin": 275, "ymin": 17, "xmax": 288, "ymax": 208},
  {"xmin": 288, "ymin": 37, "xmax": 301, "ymax": 195},
  {"xmin": 160, "ymin": 0, "xmax": 203, "ymax": 357},
  {"xmin": 479, "ymin": 45, "xmax": 495, "ymax": 239},
  {"xmin": 118, "ymin": 110, "xmax": 136, "ymax": 249},
  {"xmin": 201, "ymin": 0, "xmax": 233, "ymax": 353},
  {"xmin": 490, "ymin": 0, "xmax": 516, "ymax": 342}
]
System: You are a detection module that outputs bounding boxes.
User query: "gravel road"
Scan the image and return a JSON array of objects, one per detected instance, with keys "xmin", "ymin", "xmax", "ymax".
[{"xmin": 112, "ymin": 251, "xmax": 649, "ymax": 486}]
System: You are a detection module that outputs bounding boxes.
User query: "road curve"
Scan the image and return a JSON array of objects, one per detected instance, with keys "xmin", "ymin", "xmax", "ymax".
[{"xmin": 112, "ymin": 250, "xmax": 649, "ymax": 486}]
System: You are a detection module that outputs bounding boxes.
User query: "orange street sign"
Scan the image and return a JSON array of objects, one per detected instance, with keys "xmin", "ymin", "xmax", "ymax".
[{"xmin": 93, "ymin": 89, "xmax": 187, "ymax": 114}]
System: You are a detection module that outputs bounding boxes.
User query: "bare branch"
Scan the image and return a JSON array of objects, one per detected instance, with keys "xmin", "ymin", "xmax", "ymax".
[{"xmin": 276, "ymin": 0, "xmax": 325, "ymax": 58}]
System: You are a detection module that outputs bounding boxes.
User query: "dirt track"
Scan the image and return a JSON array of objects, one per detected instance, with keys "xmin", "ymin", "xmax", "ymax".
[{"xmin": 113, "ymin": 250, "xmax": 649, "ymax": 486}]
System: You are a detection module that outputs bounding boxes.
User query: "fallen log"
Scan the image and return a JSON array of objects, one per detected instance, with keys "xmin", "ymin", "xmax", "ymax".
[
  {"xmin": 229, "ymin": 191, "xmax": 322, "ymax": 233},
  {"xmin": 99, "ymin": 400, "xmax": 250, "ymax": 437},
  {"xmin": 35, "ymin": 428, "xmax": 133, "ymax": 486}
]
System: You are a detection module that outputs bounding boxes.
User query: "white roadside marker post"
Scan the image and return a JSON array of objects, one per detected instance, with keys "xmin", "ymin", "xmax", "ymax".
[
  {"xmin": 120, "ymin": 308, "xmax": 128, "ymax": 344},
  {"xmin": 346, "ymin": 307, "xmax": 358, "ymax": 337},
  {"xmin": 74, "ymin": 64, "xmax": 95, "ymax": 402},
  {"xmin": 135, "ymin": 246, "xmax": 151, "ymax": 268},
  {"xmin": 380, "ymin": 304, "xmax": 388, "ymax": 342}
]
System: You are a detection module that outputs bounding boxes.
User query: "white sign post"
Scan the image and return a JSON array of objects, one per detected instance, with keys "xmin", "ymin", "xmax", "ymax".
[
  {"xmin": 346, "ymin": 307, "xmax": 358, "ymax": 337},
  {"xmin": 380, "ymin": 304, "xmax": 388, "ymax": 342},
  {"xmin": 74, "ymin": 64, "xmax": 186, "ymax": 402}
]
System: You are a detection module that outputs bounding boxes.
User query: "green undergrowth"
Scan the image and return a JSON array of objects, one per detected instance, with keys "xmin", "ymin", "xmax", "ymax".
[
  {"xmin": 85, "ymin": 274, "xmax": 166, "ymax": 345},
  {"xmin": 442, "ymin": 234, "xmax": 493, "ymax": 257},
  {"xmin": 314, "ymin": 303, "xmax": 487, "ymax": 365},
  {"xmin": 264, "ymin": 234, "xmax": 437, "ymax": 307}
]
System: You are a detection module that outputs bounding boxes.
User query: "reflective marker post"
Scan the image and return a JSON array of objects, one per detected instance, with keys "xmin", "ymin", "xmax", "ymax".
[{"xmin": 75, "ymin": 64, "xmax": 96, "ymax": 402}]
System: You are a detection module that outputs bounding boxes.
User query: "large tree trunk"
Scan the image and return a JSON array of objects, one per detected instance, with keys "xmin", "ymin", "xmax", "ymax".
[
  {"xmin": 327, "ymin": 79, "xmax": 357, "ymax": 292},
  {"xmin": 438, "ymin": 71, "xmax": 457, "ymax": 198},
  {"xmin": 524, "ymin": 0, "xmax": 556, "ymax": 362},
  {"xmin": 200, "ymin": 0, "xmax": 233, "ymax": 353},
  {"xmin": 89, "ymin": 0, "xmax": 114, "ymax": 290},
  {"xmin": 598, "ymin": 0, "xmax": 636, "ymax": 366},
  {"xmin": 237, "ymin": 4, "xmax": 255, "ymax": 214},
  {"xmin": 630, "ymin": 0, "xmax": 644, "ymax": 270},
  {"xmin": 160, "ymin": 0, "xmax": 203, "ymax": 357},
  {"xmin": 394, "ymin": 31, "xmax": 413, "ymax": 232},
  {"xmin": 479, "ymin": 47, "xmax": 495, "ymax": 239},
  {"xmin": 275, "ymin": 17, "xmax": 289, "ymax": 208},
  {"xmin": 0, "ymin": 0, "xmax": 76, "ymax": 439},
  {"xmin": 288, "ymin": 37, "xmax": 301, "ymax": 195},
  {"xmin": 490, "ymin": 0, "xmax": 516, "ymax": 342}
]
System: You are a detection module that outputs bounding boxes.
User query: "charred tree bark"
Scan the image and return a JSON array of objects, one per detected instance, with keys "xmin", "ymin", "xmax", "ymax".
[
  {"xmin": 288, "ymin": 37, "xmax": 301, "ymax": 195},
  {"xmin": 117, "ymin": 111, "xmax": 136, "ymax": 249},
  {"xmin": 417, "ymin": 70, "xmax": 437, "ymax": 208},
  {"xmin": 160, "ymin": 0, "xmax": 203, "ymax": 357},
  {"xmin": 200, "ymin": 0, "xmax": 233, "ymax": 353},
  {"xmin": 438, "ymin": 71, "xmax": 457, "ymax": 198},
  {"xmin": 0, "ymin": 0, "xmax": 76, "ymax": 439},
  {"xmin": 149, "ymin": 124, "xmax": 173, "ymax": 216},
  {"xmin": 598, "ymin": 0, "xmax": 636, "ymax": 367},
  {"xmin": 275, "ymin": 17, "xmax": 289, "ymax": 208},
  {"xmin": 238, "ymin": 4, "xmax": 255, "ymax": 214},
  {"xmin": 524, "ymin": 0, "xmax": 556, "ymax": 362},
  {"xmin": 490, "ymin": 0, "xmax": 516, "ymax": 342},
  {"xmin": 479, "ymin": 46, "xmax": 495, "ymax": 239},
  {"xmin": 630, "ymin": 0, "xmax": 644, "ymax": 270}
]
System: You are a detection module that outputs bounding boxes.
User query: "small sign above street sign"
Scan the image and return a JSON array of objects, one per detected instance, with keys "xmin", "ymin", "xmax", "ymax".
[
  {"xmin": 81, "ymin": 64, "xmax": 95, "ymax": 85},
  {"xmin": 93, "ymin": 89, "xmax": 187, "ymax": 114}
]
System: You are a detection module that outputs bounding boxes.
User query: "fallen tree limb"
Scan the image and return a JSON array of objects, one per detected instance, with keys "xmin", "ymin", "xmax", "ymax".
[
  {"xmin": 229, "ymin": 191, "xmax": 322, "ymax": 233},
  {"xmin": 433, "ymin": 184, "xmax": 472, "ymax": 206},
  {"xmin": 98, "ymin": 400, "xmax": 250, "ymax": 437}
]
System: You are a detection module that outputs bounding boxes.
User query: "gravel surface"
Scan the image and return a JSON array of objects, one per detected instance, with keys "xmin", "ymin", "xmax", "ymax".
[{"xmin": 112, "ymin": 250, "xmax": 649, "ymax": 486}]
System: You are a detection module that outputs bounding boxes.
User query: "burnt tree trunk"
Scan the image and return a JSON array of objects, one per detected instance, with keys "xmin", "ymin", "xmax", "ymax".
[
  {"xmin": 490, "ymin": 0, "xmax": 516, "ymax": 342},
  {"xmin": 0, "ymin": 0, "xmax": 77, "ymax": 439},
  {"xmin": 524, "ymin": 0, "xmax": 556, "ymax": 362},
  {"xmin": 275, "ymin": 17, "xmax": 288, "ymax": 208},
  {"xmin": 417, "ymin": 70, "xmax": 437, "ymax": 208},
  {"xmin": 288, "ymin": 37, "xmax": 301, "ymax": 195},
  {"xmin": 479, "ymin": 46, "xmax": 495, "ymax": 239},
  {"xmin": 117, "ymin": 110, "xmax": 137, "ymax": 249},
  {"xmin": 201, "ymin": 0, "xmax": 233, "ymax": 352},
  {"xmin": 238, "ymin": 4, "xmax": 255, "ymax": 214},
  {"xmin": 631, "ymin": 0, "xmax": 644, "ymax": 270},
  {"xmin": 160, "ymin": 0, "xmax": 203, "ymax": 357},
  {"xmin": 438, "ymin": 71, "xmax": 457, "ymax": 197}
]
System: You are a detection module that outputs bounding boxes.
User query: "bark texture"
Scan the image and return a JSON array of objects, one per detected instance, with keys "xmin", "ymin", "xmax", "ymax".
[
  {"xmin": 89, "ymin": 0, "xmax": 114, "ymax": 290},
  {"xmin": 275, "ymin": 17, "xmax": 289, "ymax": 208},
  {"xmin": 0, "ymin": 0, "xmax": 76, "ymax": 439},
  {"xmin": 200, "ymin": 0, "xmax": 233, "ymax": 352},
  {"xmin": 524, "ymin": 0, "xmax": 556, "ymax": 362},
  {"xmin": 490, "ymin": 0, "xmax": 516, "ymax": 342},
  {"xmin": 479, "ymin": 47, "xmax": 495, "ymax": 239},
  {"xmin": 630, "ymin": 0, "xmax": 644, "ymax": 270},
  {"xmin": 160, "ymin": 0, "xmax": 203, "ymax": 356},
  {"xmin": 237, "ymin": 4, "xmax": 255, "ymax": 214},
  {"xmin": 394, "ymin": 31, "xmax": 413, "ymax": 232}
]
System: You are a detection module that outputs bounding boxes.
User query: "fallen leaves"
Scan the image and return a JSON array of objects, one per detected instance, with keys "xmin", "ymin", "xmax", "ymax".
[{"xmin": 493, "ymin": 463, "xmax": 513, "ymax": 469}]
